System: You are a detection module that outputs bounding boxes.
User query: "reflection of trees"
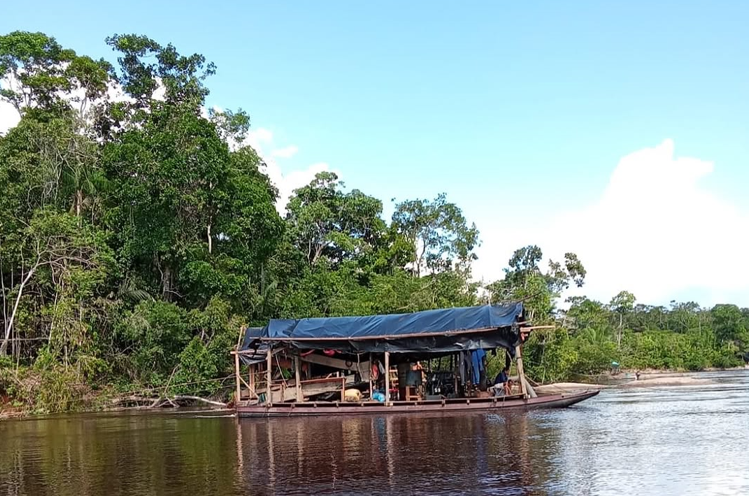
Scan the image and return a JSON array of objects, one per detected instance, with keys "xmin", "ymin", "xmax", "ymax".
[
  {"xmin": 0, "ymin": 413, "xmax": 240, "ymax": 496},
  {"xmin": 2, "ymin": 411, "xmax": 563, "ymax": 495}
]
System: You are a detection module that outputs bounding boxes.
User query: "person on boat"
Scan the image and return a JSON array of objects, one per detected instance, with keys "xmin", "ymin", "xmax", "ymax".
[{"xmin": 489, "ymin": 367, "xmax": 510, "ymax": 396}]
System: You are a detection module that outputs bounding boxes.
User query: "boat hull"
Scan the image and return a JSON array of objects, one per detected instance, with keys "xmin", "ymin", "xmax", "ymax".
[{"xmin": 236, "ymin": 390, "xmax": 599, "ymax": 418}]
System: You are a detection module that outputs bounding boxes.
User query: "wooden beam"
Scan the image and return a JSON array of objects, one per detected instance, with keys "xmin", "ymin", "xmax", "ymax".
[
  {"xmin": 266, "ymin": 347, "xmax": 273, "ymax": 406},
  {"xmin": 515, "ymin": 344, "xmax": 527, "ymax": 398},
  {"xmin": 294, "ymin": 356, "xmax": 302, "ymax": 402},
  {"xmin": 234, "ymin": 349, "xmax": 241, "ymax": 403},
  {"xmin": 384, "ymin": 352, "xmax": 390, "ymax": 405},
  {"xmin": 249, "ymin": 364, "xmax": 255, "ymax": 399},
  {"xmin": 368, "ymin": 353, "xmax": 373, "ymax": 399}
]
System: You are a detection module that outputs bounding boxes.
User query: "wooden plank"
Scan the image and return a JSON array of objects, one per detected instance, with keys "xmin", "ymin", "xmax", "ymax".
[
  {"xmin": 300, "ymin": 353, "xmax": 370, "ymax": 381},
  {"xmin": 274, "ymin": 376, "xmax": 351, "ymax": 402}
]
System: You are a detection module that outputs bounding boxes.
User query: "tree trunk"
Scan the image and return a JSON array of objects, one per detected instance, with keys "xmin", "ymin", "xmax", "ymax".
[
  {"xmin": 0, "ymin": 266, "xmax": 36, "ymax": 356},
  {"xmin": 76, "ymin": 189, "xmax": 82, "ymax": 218},
  {"xmin": 207, "ymin": 223, "xmax": 212, "ymax": 254},
  {"xmin": 617, "ymin": 313, "xmax": 623, "ymax": 348},
  {"xmin": 312, "ymin": 244, "xmax": 325, "ymax": 266},
  {"xmin": 162, "ymin": 265, "xmax": 172, "ymax": 302},
  {"xmin": 1, "ymin": 262, "xmax": 7, "ymax": 355}
]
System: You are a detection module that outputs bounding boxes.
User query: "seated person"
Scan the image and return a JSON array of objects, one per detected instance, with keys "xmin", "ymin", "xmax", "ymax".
[{"xmin": 489, "ymin": 368, "xmax": 511, "ymax": 396}]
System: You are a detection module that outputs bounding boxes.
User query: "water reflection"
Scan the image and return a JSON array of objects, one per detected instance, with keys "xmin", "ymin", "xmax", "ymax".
[
  {"xmin": 1, "ymin": 371, "xmax": 748, "ymax": 495},
  {"xmin": 234, "ymin": 411, "xmax": 548, "ymax": 494}
]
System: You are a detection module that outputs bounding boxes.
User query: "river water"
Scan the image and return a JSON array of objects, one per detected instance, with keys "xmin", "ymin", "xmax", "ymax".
[{"xmin": 1, "ymin": 370, "xmax": 748, "ymax": 495}]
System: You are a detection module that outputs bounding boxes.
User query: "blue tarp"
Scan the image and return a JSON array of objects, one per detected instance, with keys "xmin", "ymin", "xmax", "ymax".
[
  {"xmin": 241, "ymin": 303, "xmax": 524, "ymax": 355},
  {"xmin": 241, "ymin": 327, "xmax": 264, "ymax": 351}
]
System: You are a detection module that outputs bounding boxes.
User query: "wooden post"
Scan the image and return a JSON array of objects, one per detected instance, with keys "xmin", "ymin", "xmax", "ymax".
[
  {"xmin": 453, "ymin": 353, "xmax": 458, "ymax": 396},
  {"xmin": 294, "ymin": 355, "xmax": 302, "ymax": 403},
  {"xmin": 249, "ymin": 364, "xmax": 255, "ymax": 399},
  {"xmin": 384, "ymin": 351, "xmax": 390, "ymax": 404},
  {"xmin": 368, "ymin": 353, "xmax": 373, "ymax": 400},
  {"xmin": 515, "ymin": 344, "xmax": 527, "ymax": 398},
  {"xmin": 266, "ymin": 347, "xmax": 273, "ymax": 406},
  {"xmin": 234, "ymin": 351, "xmax": 241, "ymax": 403}
]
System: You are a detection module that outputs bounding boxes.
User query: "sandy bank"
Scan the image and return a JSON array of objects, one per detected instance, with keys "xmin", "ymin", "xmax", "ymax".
[
  {"xmin": 619, "ymin": 376, "xmax": 715, "ymax": 388},
  {"xmin": 535, "ymin": 383, "xmax": 608, "ymax": 394},
  {"xmin": 536, "ymin": 371, "xmax": 731, "ymax": 393}
]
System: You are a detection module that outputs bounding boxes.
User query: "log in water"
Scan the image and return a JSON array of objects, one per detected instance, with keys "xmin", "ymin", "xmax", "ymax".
[{"xmin": 1, "ymin": 370, "xmax": 748, "ymax": 495}]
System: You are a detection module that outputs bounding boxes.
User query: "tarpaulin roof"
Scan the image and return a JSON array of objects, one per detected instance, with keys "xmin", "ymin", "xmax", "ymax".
[
  {"xmin": 240, "ymin": 303, "xmax": 524, "ymax": 355},
  {"xmin": 241, "ymin": 327, "xmax": 264, "ymax": 351}
]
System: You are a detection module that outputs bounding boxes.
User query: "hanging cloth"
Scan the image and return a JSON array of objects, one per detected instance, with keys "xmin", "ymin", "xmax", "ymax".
[{"xmin": 471, "ymin": 349, "xmax": 486, "ymax": 385}]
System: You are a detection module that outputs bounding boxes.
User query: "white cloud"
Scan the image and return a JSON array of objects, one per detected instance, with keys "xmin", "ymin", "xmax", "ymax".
[
  {"xmin": 475, "ymin": 139, "xmax": 749, "ymax": 307},
  {"xmin": 245, "ymin": 127, "xmax": 333, "ymax": 213},
  {"xmin": 245, "ymin": 127, "xmax": 273, "ymax": 150},
  {"xmin": 0, "ymin": 99, "xmax": 20, "ymax": 134},
  {"xmin": 271, "ymin": 145, "xmax": 299, "ymax": 159},
  {"xmin": 0, "ymin": 76, "xmax": 134, "ymax": 136}
]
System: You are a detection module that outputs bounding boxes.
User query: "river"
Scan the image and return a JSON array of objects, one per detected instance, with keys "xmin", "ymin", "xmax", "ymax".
[{"xmin": 1, "ymin": 370, "xmax": 748, "ymax": 495}]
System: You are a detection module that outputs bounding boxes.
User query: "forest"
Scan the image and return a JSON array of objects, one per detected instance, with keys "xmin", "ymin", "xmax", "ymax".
[{"xmin": 1, "ymin": 31, "xmax": 748, "ymax": 413}]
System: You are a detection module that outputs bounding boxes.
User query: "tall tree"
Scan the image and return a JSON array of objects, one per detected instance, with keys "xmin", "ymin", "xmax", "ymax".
[
  {"xmin": 285, "ymin": 172, "xmax": 385, "ymax": 267},
  {"xmin": 0, "ymin": 31, "xmax": 75, "ymax": 114},
  {"xmin": 609, "ymin": 290, "xmax": 636, "ymax": 347},
  {"xmin": 391, "ymin": 193, "xmax": 479, "ymax": 277},
  {"xmin": 487, "ymin": 245, "xmax": 586, "ymax": 322}
]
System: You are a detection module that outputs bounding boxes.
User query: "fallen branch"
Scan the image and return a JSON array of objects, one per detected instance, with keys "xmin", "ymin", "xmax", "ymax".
[
  {"xmin": 172, "ymin": 395, "xmax": 227, "ymax": 408},
  {"xmin": 111, "ymin": 395, "xmax": 158, "ymax": 407},
  {"xmin": 111, "ymin": 394, "xmax": 227, "ymax": 409}
]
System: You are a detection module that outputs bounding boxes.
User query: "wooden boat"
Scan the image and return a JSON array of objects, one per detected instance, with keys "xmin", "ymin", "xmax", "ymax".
[
  {"xmin": 232, "ymin": 304, "xmax": 600, "ymax": 418},
  {"xmin": 236, "ymin": 390, "xmax": 599, "ymax": 418}
]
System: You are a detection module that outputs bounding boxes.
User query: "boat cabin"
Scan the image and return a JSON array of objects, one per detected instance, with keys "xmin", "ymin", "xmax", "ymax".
[{"xmin": 230, "ymin": 303, "xmax": 590, "ymax": 417}]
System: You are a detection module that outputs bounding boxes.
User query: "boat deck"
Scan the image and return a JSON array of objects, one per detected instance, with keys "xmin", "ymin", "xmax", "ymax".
[{"xmin": 237, "ymin": 390, "xmax": 599, "ymax": 417}]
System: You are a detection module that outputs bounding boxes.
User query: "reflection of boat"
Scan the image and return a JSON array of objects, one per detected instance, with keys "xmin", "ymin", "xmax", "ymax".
[{"xmin": 232, "ymin": 304, "xmax": 599, "ymax": 418}]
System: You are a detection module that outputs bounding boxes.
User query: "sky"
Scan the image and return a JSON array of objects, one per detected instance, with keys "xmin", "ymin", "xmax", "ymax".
[{"xmin": 2, "ymin": 1, "xmax": 749, "ymax": 307}]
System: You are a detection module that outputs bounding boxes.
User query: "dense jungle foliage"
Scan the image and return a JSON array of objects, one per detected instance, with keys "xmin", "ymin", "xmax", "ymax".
[{"xmin": 1, "ymin": 32, "xmax": 747, "ymax": 413}]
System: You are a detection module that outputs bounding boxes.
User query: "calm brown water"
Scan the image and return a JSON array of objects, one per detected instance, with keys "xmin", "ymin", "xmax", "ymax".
[{"xmin": 2, "ymin": 370, "xmax": 748, "ymax": 495}]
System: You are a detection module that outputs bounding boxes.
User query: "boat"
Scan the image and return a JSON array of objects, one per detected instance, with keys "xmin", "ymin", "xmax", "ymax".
[{"xmin": 232, "ymin": 303, "xmax": 599, "ymax": 418}]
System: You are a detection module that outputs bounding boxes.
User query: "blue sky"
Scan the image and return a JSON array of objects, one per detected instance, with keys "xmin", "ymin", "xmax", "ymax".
[{"xmin": 2, "ymin": 1, "xmax": 749, "ymax": 307}]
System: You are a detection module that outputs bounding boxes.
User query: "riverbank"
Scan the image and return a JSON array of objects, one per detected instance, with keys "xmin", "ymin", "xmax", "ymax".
[
  {"xmin": 0, "ymin": 385, "xmax": 230, "ymax": 420},
  {"xmin": 3, "ymin": 368, "xmax": 747, "ymax": 420},
  {"xmin": 534, "ymin": 367, "xmax": 748, "ymax": 394}
]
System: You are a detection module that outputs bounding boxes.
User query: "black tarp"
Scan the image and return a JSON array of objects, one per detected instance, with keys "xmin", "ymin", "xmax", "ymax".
[
  {"xmin": 241, "ymin": 326, "xmax": 264, "ymax": 350},
  {"xmin": 241, "ymin": 303, "xmax": 524, "ymax": 355}
]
